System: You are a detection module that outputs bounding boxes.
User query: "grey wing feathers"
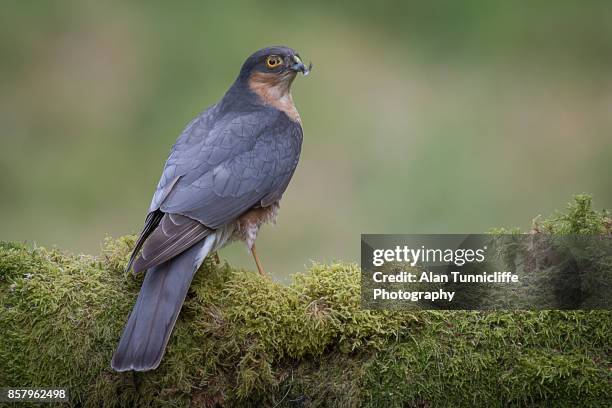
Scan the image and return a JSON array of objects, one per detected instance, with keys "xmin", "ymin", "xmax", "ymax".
[
  {"xmin": 125, "ymin": 210, "xmax": 164, "ymax": 273},
  {"xmin": 132, "ymin": 213, "xmax": 210, "ymax": 273},
  {"xmin": 130, "ymin": 106, "xmax": 301, "ymax": 272},
  {"xmin": 148, "ymin": 108, "xmax": 216, "ymax": 213},
  {"xmin": 159, "ymin": 109, "xmax": 303, "ymax": 228}
]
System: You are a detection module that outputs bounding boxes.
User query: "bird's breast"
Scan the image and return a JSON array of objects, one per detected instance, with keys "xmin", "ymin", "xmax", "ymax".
[{"xmin": 233, "ymin": 203, "xmax": 280, "ymax": 249}]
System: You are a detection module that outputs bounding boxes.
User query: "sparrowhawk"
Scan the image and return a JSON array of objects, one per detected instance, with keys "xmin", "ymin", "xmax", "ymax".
[{"xmin": 111, "ymin": 46, "xmax": 309, "ymax": 372}]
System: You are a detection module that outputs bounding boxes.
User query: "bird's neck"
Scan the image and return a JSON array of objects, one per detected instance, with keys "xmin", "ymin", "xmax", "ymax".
[
  {"xmin": 220, "ymin": 76, "xmax": 301, "ymax": 123},
  {"xmin": 248, "ymin": 73, "xmax": 300, "ymax": 123}
]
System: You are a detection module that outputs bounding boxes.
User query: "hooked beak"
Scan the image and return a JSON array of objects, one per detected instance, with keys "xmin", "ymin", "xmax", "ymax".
[{"xmin": 290, "ymin": 55, "xmax": 311, "ymax": 76}]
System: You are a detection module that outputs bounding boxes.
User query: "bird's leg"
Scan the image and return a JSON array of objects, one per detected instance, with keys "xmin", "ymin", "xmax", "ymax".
[
  {"xmin": 213, "ymin": 251, "xmax": 220, "ymax": 265},
  {"xmin": 250, "ymin": 244, "xmax": 268, "ymax": 278}
]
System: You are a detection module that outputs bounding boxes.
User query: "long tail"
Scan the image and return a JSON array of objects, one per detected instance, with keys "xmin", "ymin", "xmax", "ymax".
[{"xmin": 111, "ymin": 233, "xmax": 217, "ymax": 372}]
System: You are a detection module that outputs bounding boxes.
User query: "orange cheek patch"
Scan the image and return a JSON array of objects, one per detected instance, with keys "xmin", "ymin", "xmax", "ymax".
[{"xmin": 248, "ymin": 72, "xmax": 301, "ymax": 123}]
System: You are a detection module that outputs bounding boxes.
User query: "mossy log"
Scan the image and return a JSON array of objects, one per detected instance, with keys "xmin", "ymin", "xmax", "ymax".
[{"xmin": 0, "ymin": 195, "xmax": 610, "ymax": 407}]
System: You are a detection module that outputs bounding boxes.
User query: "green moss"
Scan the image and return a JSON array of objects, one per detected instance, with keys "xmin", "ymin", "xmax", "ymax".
[
  {"xmin": 362, "ymin": 311, "xmax": 610, "ymax": 407},
  {"xmin": 0, "ymin": 195, "xmax": 610, "ymax": 406},
  {"xmin": 540, "ymin": 194, "xmax": 610, "ymax": 235}
]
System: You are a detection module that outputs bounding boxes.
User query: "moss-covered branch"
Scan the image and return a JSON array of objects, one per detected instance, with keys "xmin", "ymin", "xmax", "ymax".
[{"xmin": 0, "ymin": 195, "xmax": 610, "ymax": 407}]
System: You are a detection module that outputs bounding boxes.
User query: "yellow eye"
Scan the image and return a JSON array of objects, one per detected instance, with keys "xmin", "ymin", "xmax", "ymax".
[{"xmin": 265, "ymin": 55, "xmax": 283, "ymax": 69}]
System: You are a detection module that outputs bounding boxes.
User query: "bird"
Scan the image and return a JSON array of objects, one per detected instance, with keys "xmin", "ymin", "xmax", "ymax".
[{"xmin": 111, "ymin": 46, "xmax": 309, "ymax": 372}]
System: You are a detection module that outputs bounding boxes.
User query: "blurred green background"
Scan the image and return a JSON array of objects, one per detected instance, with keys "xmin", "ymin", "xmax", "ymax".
[{"xmin": 1, "ymin": 1, "xmax": 611, "ymax": 282}]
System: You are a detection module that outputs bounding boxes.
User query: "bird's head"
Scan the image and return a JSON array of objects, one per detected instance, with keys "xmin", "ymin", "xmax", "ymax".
[
  {"xmin": 237, "ymin": 46, "xmax": 310, "ymax": 102},
  {"xmin": 239, "ymin": 46, "xmax": 310, "ymax": 79}
]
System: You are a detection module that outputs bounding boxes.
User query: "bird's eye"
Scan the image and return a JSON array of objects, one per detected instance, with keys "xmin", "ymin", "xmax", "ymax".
[{"xmin": 265, "ymin": 55, "xmax": 283, "ymax": 69}]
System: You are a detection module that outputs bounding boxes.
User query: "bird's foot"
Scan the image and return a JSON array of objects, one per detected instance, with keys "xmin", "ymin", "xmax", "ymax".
[{"xmin": 250, "ymin": 244, "xmax": 269, "ymax": 279}]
